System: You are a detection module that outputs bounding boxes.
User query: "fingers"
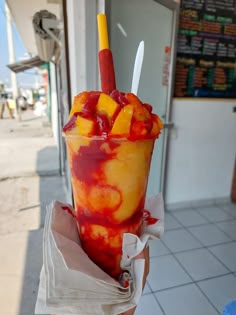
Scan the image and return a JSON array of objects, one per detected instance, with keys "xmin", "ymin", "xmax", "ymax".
[
  {"xmin": 144, "ymin": 246, "xmax": 150, "ymax": 278},
  {"xmin": 119, "ymin": 308, "xmax": 136, "ymax": 315},
  {"xmin": 133, "ymin": 246, "xmax": 150, "ymax": 290},
  {"xmin": 142, "ymin": 246, "xmax": 149, "ymax": 289}
]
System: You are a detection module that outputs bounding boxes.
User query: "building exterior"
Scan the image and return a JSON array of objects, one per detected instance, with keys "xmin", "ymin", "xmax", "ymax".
[{"xmin": 6, "ymin": 0, "xmax": 236, "ymax": 206}]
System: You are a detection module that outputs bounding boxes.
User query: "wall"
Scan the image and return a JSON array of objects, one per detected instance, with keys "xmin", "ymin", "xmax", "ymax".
[
  {"xmin": 109, "ymin": 0, "xmax": 174, "ymax": 196},
  {"xmin": 66, "ymin": 0, "xmax": 98, "ymax": 101},
  {"xmin": 165, "ymin": 99, "xmax": 236, "ymax": 204},
  {"xmin": 49, "ymin": 62, "xmax": 59, "ymax": 149}
]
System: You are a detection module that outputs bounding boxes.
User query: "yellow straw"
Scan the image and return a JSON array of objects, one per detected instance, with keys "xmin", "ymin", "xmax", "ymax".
[{"xmin": 97, "ymin": 13, "xmax": 109, "ymax": 50}]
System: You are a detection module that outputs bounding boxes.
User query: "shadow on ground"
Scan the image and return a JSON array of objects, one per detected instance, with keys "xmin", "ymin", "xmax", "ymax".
[{"xmin": 18, "ymin": 146, "xmax": 67, "ymax": 315}]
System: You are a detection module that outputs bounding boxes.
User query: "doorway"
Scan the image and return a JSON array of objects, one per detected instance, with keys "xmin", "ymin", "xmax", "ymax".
[{"xmin": 107, "ymin": 0, "xmax": 179, "ymax": 197}]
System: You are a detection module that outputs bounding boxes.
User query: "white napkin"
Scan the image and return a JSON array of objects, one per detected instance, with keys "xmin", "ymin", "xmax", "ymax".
[{"xmin": 35, "ymin": 193, "xmax": 164, "ymax": 315}]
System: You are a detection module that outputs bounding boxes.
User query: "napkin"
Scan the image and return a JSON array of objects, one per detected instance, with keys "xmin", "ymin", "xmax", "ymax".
[{"xmin": 35, "ymin": 193, "xmax": 164, "ymax": 315}]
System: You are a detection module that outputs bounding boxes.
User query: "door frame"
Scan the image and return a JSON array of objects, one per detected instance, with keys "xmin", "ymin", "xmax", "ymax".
[
  {"xmin": 157, "ymin": 0, "xmax": 180, "ymax": 198},
  {"xmin": 154, "ymin": 0, "xmax": 179, "ymax": 11},
  {"xmin": 105, "ymin": 0, "xmax": 180, "ymax": 198}
]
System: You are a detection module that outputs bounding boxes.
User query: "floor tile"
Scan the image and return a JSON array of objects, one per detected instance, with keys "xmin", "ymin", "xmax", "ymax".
[
  {"xmin": 143, "ymin": 282, "xmax": 152, "ymax": 295},
  {"xmin": 162, "ymin": 229, "xmax": 202, "ymax": 253},
  {"xmin": 149, "ymin": 239, "xmax": 170, "ymax": 258},
  {"xmin": 220, "ymin": 204, "xmax": 236, "ymax": 218},
  {"xmin": 197, "ymin": 206, "xmax": 233, "ymax": 222},
  {"xmin": 165, "ymin": 202, "xmax": 192, "ymax": 211},
  {"xmin": 209, "ymin": 242, "xmax": 236, "ymax": 272},
  {"xmin": 155, "ymin": 284, "xmax": 219, "ymax": 315},
  {"xmin": 135, "ymin": 293, "xmax": 164, "ymax": 315},
  {"xmin": 216, "ymin": 220, "xmax": 236, "ymax": 240},
  {"xmin": 188, "ymin": 224, "xmax": 231, "ymax": 246},
  {"xmin": 172, "ymin": 209, "xmax": 208, "ymax": 227},
  {"xmin": 164, "ymin": 213, "xmax": 182, "ymax": 230},
  {"xmin": 215, "ymin": 198, "xmax": 231, "ymax": 206},
  {"xmin": 175, "ymin": 248, "xmax": 228, "ymax": 281},
  {"xmin": 148, "ymin": 255, "xmax": 192, "ymax": 291},
  {"xmin": 192, "ymin": 199, "xmax": 216, "ymax": 208},
  {"xmin": 198, "ymin": 274, "xmax": 236, "ymax": 313}
]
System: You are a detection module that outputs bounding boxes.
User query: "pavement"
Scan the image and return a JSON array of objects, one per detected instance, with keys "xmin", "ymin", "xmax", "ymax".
[{"xmin": 0, "ymin": 109, "xmax": 68, "ymax": 315}]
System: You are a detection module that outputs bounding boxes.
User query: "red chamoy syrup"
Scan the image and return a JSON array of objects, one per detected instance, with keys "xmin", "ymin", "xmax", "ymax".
[
  {"xmin": 62, "ymin": 205, "xmax": 76, "ymax": 218},
  {"xmin": 62, "ymin": 12, "xmax": 164, "ymax": 279},
  {"xmin": 143, "ymin": 209, "xmax": 159, "ymax": 225}
]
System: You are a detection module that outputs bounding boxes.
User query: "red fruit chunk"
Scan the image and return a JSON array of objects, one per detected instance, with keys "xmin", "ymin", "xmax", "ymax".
[
  {"xmin": 63, "ymin": 113, "xmax": 79, "ymax": 132},
  {"xmin": 118, "ymin": 94, "xmax": 129, "ymax": 107},
  {"xmin": 82, "ymin": 94, "xmax": 100, "ymax": 118},
  {"xmin": 110, "ymin": 90, "xmax": 120, "ymax": 105},
  {"xmin": 125, "ymin": 93, "xmax": 142, "ymax": 106},
  {"xmin": 133, "ymin": 105, "xmax": 151, "ymax": 122},
  {"xmin": 90, "ymin": 91, "xmax": 102, "ymax": 97},
  {"xmin": 110, "ymin": 90, "xmax": 120, "ymax": 99},
  {"xmin": 131, "ymin": 121, "xmax": 149, "ymax": 137},
  {"xmin": 110, "ymin": 90, "xmax": 129, "ymax": 107},
  {"xmin": 143, "ymin": 103, "xmax": 153, "ymax": 113},
  {"xmin": 150, "ymin": 114, "xmax": 163, "ymax": 137},
  {"xmin": 144, "ymin": 119, "xmax": 153, "ymax": 132},
  {"xmin": 96, "ymin": 113, "xmax": 111, "ymax": 136}
]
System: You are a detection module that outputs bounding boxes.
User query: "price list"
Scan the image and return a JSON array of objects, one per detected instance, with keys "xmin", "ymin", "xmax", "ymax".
[{"xmin": 175, "ymin": 0, "xmax": 236, "ymax": 97}]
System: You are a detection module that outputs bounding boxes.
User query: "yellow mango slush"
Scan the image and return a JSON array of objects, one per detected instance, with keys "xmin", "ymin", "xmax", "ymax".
[
  {"xmin": 63, "ymin": 90, "xmax": 162, "ymax": 278},
  {"xmin": 65, "ymin": 136, "xmax": 154, "ymax": 278}
]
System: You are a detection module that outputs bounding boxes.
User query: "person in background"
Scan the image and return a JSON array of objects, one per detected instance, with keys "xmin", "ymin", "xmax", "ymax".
[
  {"xmin": 0, "ymin": 93, "xmax": 14, "ymax": 119},
  {"xmin": 16, "ymin": 95, "xmax": 27, "ymax": 111}
]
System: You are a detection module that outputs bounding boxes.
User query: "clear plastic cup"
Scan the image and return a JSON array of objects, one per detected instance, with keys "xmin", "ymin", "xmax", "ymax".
[{"xmin": 65, "ymin": 134, "xmax": 155, "ymax": 278}]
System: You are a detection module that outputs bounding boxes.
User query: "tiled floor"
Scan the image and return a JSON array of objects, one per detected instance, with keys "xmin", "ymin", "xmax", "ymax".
[{"xmin": 135, "ymin": 201, "xmax": 236, "ymax": 315}]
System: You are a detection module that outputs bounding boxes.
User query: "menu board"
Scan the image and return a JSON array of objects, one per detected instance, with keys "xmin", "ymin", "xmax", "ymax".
[{"xmin": 174, "ymin": 0, "xmax": 236, "ymax": 97}]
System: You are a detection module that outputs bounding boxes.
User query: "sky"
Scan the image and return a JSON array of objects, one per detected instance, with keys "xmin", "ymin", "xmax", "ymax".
[{"xmin": 0, "ymin": 0, "xmax": 38, "ymax": 89}]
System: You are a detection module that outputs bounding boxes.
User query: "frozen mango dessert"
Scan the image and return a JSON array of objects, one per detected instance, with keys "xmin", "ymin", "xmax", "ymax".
[
  {"xmin": 63, "ymin": 90, "xmax": 163, "ymax": 278},
  {"xmin": 62, "ymin": 13, "xmax": 163, "ymax": 278}
]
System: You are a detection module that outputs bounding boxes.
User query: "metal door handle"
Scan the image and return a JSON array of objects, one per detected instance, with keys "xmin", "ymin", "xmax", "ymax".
[{"xmin": 163, "ymin": 122, "xmax": 174, "ymax": 129}]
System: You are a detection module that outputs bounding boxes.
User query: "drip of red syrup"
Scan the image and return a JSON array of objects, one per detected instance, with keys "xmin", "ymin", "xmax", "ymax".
[
  {"xmin": 71, "ymin": 140, "xmax": 119, "ymax": 185},
  {"xmin": 61, "ymin": 205, "xmax": 76, "ymax": 218},
  {"xmin": 143, "ymin": 209, "xmax": 159, "ymax": 225}
]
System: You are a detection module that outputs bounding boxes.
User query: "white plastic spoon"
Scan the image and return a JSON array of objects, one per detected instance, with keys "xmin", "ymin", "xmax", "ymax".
[{"xmin": 131, "ymin": 40, "xmax": 145, "ymax": 95}]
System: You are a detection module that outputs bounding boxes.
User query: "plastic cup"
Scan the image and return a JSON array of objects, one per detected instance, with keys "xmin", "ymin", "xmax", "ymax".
[{"xmin": 65, "ymin": 134, "xmax": 155, "ymax": 278}]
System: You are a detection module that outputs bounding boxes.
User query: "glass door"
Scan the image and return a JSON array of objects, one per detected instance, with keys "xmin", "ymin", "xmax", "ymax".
[{"xmin": 107, "ymin": 0, "xmax": 179, "ymax": 197}]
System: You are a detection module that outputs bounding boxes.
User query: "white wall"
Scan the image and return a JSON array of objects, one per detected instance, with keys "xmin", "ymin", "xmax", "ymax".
[
  {"xmin": 66, "ymin": 0, "xmax": 98, "ymax": 101},
  {"xmin": 49, "ymin": 62, "xmax": 59, "ymax": 147},
  {"xmin": 165, "ymin": 99, "xmax": 236, "ymax": 204}
]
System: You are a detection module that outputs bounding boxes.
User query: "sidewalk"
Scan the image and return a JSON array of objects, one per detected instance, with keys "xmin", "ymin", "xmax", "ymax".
[{"xmin": 0, "ymin": 110, "xmax": 67, "ymax": 315}]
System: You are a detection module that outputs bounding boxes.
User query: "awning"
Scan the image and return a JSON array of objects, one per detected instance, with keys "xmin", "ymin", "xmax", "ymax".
[
  {"xmin": 6, "ymin": 0, "xmax": 60, "ymax": 55},
  {"xmin": 7, "ymin": 56, "xmax": 45, "ymax": 73}
]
